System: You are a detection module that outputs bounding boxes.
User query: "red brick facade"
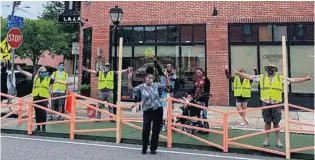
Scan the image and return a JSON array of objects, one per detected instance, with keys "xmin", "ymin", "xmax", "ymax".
[{"xmin": 79, "ymin": 1, "xmax": 314, "ymax": 106}]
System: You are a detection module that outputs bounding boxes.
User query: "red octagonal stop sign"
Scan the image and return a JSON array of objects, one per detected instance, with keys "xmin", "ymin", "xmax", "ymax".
[{"xmin": 7, "ymin": 28, "xmax": 23, "ymax": 49}]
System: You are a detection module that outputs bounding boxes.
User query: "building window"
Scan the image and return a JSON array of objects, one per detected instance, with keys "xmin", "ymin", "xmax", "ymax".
[
  {"xmin": 83, "ymin": 27, "xmax": 92, "ymax": 46},
  {"xmin": 156, "ymin": 46, "xmax": 179, "ymax": 72},
  {"xmin": 145, "ymin": 27, "xmax": 156, "ymax": 43},
  {"xmin": 273, "ymin": 25, "xmax": 287, "ymax": 41},
  {"xmin": 181, "ymin": 26, "xmax": 193, "ymax": 43},
  {"xmin": 229, "ymin": 25, "xmax": 243, "ymax": 42},
  {"xmin": 244, "ymin": 25, "xmax": 258, "ymax": 42},
  {"xmin": 134, "ymin": 46, "xmax": 155, "ymax": 84},
  {"xmin": 181, "ymin": 45, "xmax": 205, "ymax": 89},
  {"xmin": 259, "ymin": 25, "xmax": 272, "ymax": 41},
  {"xmin": 134, "ymin": 27, "xmax": 144, "ymax": 43},
  {"xmin": 230, "ymin": 45, "xmax": 258, "ymax": 91},
  {"xmin": 259, "ymin": 45, "xmax": 284, "ymax": 74},
  {"xmin": 156, "ymin": 26, "xmax": 167, "ymax": 43},
  {"xmin": 193, "ymin": 25, "xmax": 205, "ymax": 43},
  {"xmin": 290, "ymin": 45, "xmax": 314, "ymax": 93},
  {"xmin": 168, "ymin": 26, "xmax": 180, "ymax": 42},
  {"xmin": 289, "ymin": 24, "xmax": 304, "ymax": 41},
  {"xmin": 305, "ymin": 24, "xmax": 314, "ymax": 41},
  {"xmin": 122, "ymin": 27, "xmax": 133, "ymax": 44}
]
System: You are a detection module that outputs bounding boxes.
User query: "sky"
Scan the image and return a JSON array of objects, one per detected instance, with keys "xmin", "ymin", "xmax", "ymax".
[{"xmin": 1, "ymin": 1, "xmax": 47, "ymax": 19}]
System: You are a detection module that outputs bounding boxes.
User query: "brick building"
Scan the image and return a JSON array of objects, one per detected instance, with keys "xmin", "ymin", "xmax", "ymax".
[{"xmin": 79, "ymin": 1, "xmax": 314, "ymax": 108}]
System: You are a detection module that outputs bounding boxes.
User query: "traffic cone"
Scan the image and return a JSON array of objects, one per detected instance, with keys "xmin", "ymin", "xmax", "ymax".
[{"xmin": 65, "ymin": 91, "xmax": 72, "ymax": 113}]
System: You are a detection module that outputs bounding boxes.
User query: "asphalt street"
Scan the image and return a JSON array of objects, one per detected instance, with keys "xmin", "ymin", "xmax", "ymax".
[{"xmin": 1, "ymin": 133, "xmax": 291, "ymax": 160}]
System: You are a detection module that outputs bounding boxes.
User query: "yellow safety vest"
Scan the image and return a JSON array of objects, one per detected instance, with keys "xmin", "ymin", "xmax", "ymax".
[
  {"xmin": 51, "ymin": 71, "xmax": 68, "ymax": 92},
  {"xmin": 233, "ymin": 76, "xmax": 251, "ymax": 98},
  {"xmin": 259, "ymin": 74, "xmax": 283, "ymax": 102},
  {"xmin": 31, "ymin": 76, "xmax": 51, "ymax": 98},
  {"xmin": 98, "ymin": 71, "xmax": 114, "ymax": 89}
]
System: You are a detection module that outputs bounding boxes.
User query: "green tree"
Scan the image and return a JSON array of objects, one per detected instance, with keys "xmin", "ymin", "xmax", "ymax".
[
  {"xmin": 1, "ymin": 18, "xmax": 68, "ymax": 73},
  {"xmin": 41, "ymin": 1, "xmax": 80, "ymax": 60}
]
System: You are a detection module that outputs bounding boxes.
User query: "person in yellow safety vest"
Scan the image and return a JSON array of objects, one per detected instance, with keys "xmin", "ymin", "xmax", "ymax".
[
  {"xmin": 50, "ymin": 62, "xmax": 69, "ymax": 121},
  {"xmin": 82, "ymin": 62, "xmax": 132, "ymax": 121},
  {"xmin": 224, "ymin": 65, "xmax": 258, "ymax": 126},
  {"xmin": 17, "ymin": 65, "xmax": 73, "ymax": 132},
  {"xmin": 234, "ymin": 64, "xmax": 312, "ymax": 148}
]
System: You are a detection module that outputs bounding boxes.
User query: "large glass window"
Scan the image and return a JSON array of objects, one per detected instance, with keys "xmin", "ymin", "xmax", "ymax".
[
  {"xmin": 290, "ymin": 45, "xmax": 314, "ymax": 93},
  {"xmin": 181, "ymin": 45, "xmax": 205, "ymax": 89},
  {"xmin": 134, "ymin": 27, "xmax": 144, "ymax": 43},
  {"xmin": 156, "ymin": 46, "xmax": 179, "ymax": 70},
  {"xmin": 134, "ymin": 46, "xmax": 155, "ymax": 84},
  {"xmin": 230, "ymin": 46, "xmax": 258, "ymax": 91},
  {"xmin": 181, "ymin": 26, "xmax": 193, "ymax": 43}
]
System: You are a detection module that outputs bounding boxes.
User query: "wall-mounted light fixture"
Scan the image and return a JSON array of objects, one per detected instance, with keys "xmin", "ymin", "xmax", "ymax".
[{"xmin": 212, "ymin": 6, "xmax": 218, "ymax": 16}]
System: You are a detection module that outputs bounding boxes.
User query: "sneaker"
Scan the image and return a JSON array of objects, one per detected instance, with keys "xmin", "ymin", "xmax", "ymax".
[
  {"xmin": 276, "ymin": 142, "xmax": 283, "ymax": 148},
  {"xmin": 150, "ymin": 150, "xmax": 156, "ymax": 154},
  {"xmin": 240, "ymin": 122, "xmax": 245, "ymax": 126},
  {"xmin": 161, "ymin": 125, "xmax": 166, "ymax": 132},
  {"xmin": 35, "ymin": 127, "xmax": 40, "ymax": 131},
  {"xmin": 262, "ymin": 141, "xmax": 270, "ymax": 147}
]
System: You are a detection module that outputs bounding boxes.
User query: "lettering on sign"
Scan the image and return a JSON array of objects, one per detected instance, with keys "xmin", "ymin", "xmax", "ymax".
[{"xmin": 263, "ymin": 54, "xmax": 282, "ymax": 63}]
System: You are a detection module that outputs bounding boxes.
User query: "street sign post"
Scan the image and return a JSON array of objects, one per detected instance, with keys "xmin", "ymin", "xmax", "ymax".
[
  {"xmin": 6, "ymin": 15, "xmax": 24, "ymax": 29},
  {"xmin": 7, "ymin": 28, "xmax": 23, "ymax": 49},
  {"xmin": 72, "ymin": 42, "xmax": 79, "ymax": 91}
]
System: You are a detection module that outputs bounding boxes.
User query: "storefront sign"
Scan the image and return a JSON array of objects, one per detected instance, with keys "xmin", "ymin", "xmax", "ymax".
[
  {"xmin": 58, "ymin": 15, "xmax": 81, "ymax": 24},
  {"xmin": 263, "ymin": 54, "xmax": 282, "ymax": 63}
]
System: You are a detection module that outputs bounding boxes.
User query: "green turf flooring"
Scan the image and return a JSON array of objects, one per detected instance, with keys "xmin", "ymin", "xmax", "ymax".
[{"xmin": 1, "ymin": 119, "xmax": 314, "ymax": 159}]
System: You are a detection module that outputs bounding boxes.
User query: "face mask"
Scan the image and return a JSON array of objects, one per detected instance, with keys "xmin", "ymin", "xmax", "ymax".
[
  {"xmin": 267, "ymin": 68, "xmax": 275, "ymax": 75},
  {"xmin": 103, "ymin": 66, "xmax": 110, "ymax": 72},
  {"xmin": 58, "ymin": 66, "xmax": 64, "ymax": 71},
  {"xmin": 39, "ymin": 72, "xmax": 48, "ymax": 78}
]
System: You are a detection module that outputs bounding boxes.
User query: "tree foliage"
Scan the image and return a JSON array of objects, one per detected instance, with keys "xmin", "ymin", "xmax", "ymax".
[
  {"xmin": 1, "ymin": 18, "xmax": 68, "ymax": 73},
  {"xmin": 41, "ymin": 1, "xmax": 80, "ymax": 59}
]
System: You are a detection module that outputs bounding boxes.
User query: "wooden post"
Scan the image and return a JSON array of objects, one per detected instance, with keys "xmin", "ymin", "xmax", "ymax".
[
  {"xmin": 116, "ymin": 37, "xmax": 123, "ymax": 143},
  {"xmin": 282, "ymin": 36, "xmax": 290, "ymax": 159},
  {"xmin": 69, "ymin": 92, "xmax": 76, "ymax": 140},
  {"xmin": 27, "ymin": 103, "xmax": 33, "ymax": 135},
  {"xmin": 167, "ymin": 95, "xmax": 173, "ymax": 148},
  {"xmin": 223, "ymin": 113, "xmax": 229, "ymax": 152}
]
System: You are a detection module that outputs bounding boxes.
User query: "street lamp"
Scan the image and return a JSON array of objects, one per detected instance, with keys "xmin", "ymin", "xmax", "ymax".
[{"xmin": 109, "ymin": 6, "xmax": 123, "ymax": 115}]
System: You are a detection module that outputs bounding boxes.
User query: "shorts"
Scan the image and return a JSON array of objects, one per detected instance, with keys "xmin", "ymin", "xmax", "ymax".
[
  {"xmin": 235, "ymin": 97, "xmax": 249, "ymax": 103},
  {"xmin": 98, "ymin": 90, "xmax": 113, "ymax": 109},
  {"xmin": 262, "ymin": 102, "xmax": 282, "ymax": 124},
  {"xmin": 52, "ymin": 93, "xmax": 66, "ymax": 107}
]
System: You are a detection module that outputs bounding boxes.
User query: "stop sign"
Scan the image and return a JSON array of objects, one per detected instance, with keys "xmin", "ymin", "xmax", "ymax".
[{"xmin": 7, "ymin": 28, "xmax": 23, "ymax": 49}]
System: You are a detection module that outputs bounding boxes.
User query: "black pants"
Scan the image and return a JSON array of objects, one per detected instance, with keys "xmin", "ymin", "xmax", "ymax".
[
  {"xmin": 142, "ymin": 107, "xmax": 163, "ymax": 151},
  {"xmin": 34, "ymin": 101, "xmax": 48, "ymax": 128}
]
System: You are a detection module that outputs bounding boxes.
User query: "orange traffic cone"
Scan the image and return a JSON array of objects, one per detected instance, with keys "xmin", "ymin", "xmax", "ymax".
[{"xmin": 65, "ymin": 91, "xmax": 72, "ymax": 113}]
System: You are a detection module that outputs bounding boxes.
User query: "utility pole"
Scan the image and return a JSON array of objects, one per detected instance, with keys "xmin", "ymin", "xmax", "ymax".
[{"xmin": 8, "ymin": 1, "xmax": 20, "ymax": 104}]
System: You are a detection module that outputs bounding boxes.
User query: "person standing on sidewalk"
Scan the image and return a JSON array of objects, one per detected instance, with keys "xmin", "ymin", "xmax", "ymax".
[
  {"xmin": 234, "ymin": 64, "xmax": 312, "ymax": 148},
  {"xmin": 17, "ymin": 65, "xmax": 72, "ymax": 131},
  {"xmin": 50, "ymin": 62, "xmax": 69, "ymax": 120},
  {"xmin": 82, "ymin": 63, "xmax": 131, "ymax": 121},
  {"xmin": 128, "ymin": 66, "xmax": 170, "ymax": 155},
  {"xmin": 224, "ymin": 65, "xmax": 258, "ymax": 126}
]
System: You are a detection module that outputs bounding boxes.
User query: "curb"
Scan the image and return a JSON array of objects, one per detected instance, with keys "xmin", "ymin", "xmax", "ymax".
[{"xmin": 1, "ymin": 129, "xmax": 313, "ymax": 160}]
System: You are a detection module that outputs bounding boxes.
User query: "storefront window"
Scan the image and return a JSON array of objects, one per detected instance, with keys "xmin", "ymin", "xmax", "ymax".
[
  {"xmin": 181, "ymin": 26, "xmax": 193, "ymax": 43},
  {"xmin": 168, "ymin": 26, "xmax": 179, "ymax": 42},
  {"xmin": 193, "ymin": 25, "xmax": 205, "ymax": 43},
  {"xmin": 156, "ymin": 46, "xmax": 179, "ymax": 70},
  {"xmin": 134, "ymin": 46, "xmax": 155, "ymax": 84},
  {"xmin": 156, "ymin": 26, "xmax": 167, "ymax": 43},
  {"xmin": 134, "ymin": 27, "xmax": 144, "ymax": 43},
  {"xmin": 145, "ymin": 27, "xmax": 156, "ymax": 43},
  {"xmin": 290, "ymin": 45, "xmax": 314, "ymax": 93},
  {"xmin": 259, "ymin": 25, "xmax": 272, "ymax": 41},
  {"xmin": 273, "ymin": 25, "xmax": 287, "ymax": 41},
  {"xmin": 181, "ymin": 45, "xmax": 205, "ymax": 89},
  {"xmin": 259, "ymin": 45, "xmax": 284, "ymax": 75},
  {"xmin": 230, "ymin": 45, "xmax": 258, "ymax": 91}
]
